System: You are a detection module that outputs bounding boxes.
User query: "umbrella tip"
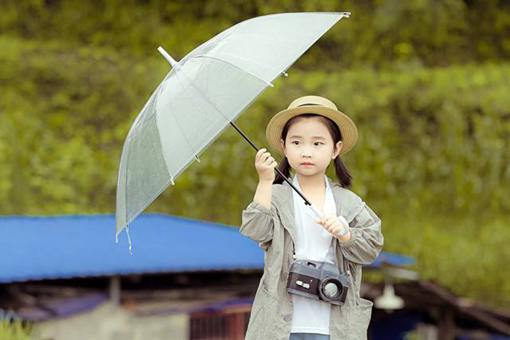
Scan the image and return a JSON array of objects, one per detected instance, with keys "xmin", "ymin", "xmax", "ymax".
[{"xmin": 157, "ymin": 46, "xmax": 180, "ymax": 68}]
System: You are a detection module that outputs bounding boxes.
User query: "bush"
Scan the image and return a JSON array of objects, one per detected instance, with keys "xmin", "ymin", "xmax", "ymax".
[
  {"xmin": 1, "ymin": 38, "xmax": 508, "ymax": 222},
  {"xmin": 382, "ymin": 212, "xmax": 510, "ymax": 308}
]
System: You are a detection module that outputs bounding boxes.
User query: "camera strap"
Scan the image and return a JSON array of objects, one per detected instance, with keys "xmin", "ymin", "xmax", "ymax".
[{"xmin": 292, "ymin": 236, "xmax": 338, "ymax": 266}]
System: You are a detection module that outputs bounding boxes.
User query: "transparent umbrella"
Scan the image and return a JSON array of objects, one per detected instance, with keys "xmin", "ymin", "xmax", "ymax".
[{"xmin": 116, "ymin": 12, "xmax": 351, "ymax": 250}]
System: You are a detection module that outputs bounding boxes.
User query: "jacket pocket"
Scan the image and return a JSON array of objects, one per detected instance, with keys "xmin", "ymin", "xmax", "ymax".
[
  {"xmin": 246, "ymin": 283, "xmax": 278, "ymax": 340},
  {"xmin": 339, "ymin": 298, "xmax": 373, "ymax": 340}
]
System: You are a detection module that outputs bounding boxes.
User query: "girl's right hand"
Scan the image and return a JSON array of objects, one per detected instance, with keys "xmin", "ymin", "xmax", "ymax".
[{"xmin": 255, "ymin": 148, "xmax": 277, "ymax": 182}]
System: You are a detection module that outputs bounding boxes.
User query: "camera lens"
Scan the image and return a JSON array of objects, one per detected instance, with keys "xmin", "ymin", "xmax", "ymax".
[{"xmin": 323, "ymin": 281, "xmax": 340, "ymax": 298}]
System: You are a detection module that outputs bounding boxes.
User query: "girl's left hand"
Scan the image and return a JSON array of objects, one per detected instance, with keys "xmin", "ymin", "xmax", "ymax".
[{"xmin": 316, "ymin": 215, "xmax": 351, "ymax": 241}]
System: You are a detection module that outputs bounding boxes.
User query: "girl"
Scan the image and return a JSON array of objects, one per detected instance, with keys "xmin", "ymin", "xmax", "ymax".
[{"xmin": 240, "ymin": 95, "xmax": 384, "ymax": 340}]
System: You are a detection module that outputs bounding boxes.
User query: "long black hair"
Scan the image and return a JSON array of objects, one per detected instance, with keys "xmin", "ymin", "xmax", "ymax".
[{"xmin": 273, "ymin": 114, "xmax": 353, "ymax": 188}]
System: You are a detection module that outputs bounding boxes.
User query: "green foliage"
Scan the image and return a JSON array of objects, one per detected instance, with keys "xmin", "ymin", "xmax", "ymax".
[
  {"xmin": 382, "ymin": 212, "xmax": 510, "ymax": 308},
  {"xmin": 0, "ymin": 0, "xmax": 509, "ymax": 68},
  {"xmin": 0, "ymin": 320, "xmax": 33, "ymax": 340},
  {"xmin": 0, "ymin": 0, "xmax": 509, "ymax": 308},
  {"xmin": 0, "ymin": 35, "xmax": 164, "ymax": 213}
]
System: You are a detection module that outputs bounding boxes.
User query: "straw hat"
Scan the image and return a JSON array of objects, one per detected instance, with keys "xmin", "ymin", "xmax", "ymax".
[{"xmin": 265, "ymin": 95, "xmax": 358, "ymax": 155}]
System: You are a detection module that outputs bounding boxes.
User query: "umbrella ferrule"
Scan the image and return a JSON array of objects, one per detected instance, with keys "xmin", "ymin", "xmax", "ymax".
[{"xmin": 158, "ymin": 46, "xmax": 180, "ymax": 68}]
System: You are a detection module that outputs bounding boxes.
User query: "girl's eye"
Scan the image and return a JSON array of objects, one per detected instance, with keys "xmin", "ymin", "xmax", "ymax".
[
  {"xmin": 314, "ymin": 142, "xmax": 324, "ymax": 146},
  {"xmin": 291, "ymin": 141, "xmax": 300, "ymax": 145}
]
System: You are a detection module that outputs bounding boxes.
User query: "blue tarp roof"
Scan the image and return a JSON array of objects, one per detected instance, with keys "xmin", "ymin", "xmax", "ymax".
[{"xmin": 0, "ymin": 214, "xmax": 414, "ymax": 283}]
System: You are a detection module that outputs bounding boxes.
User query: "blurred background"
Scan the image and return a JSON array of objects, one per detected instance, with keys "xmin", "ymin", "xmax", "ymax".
[{"xmin": 1, "ymin": 0, "xmax": 509, "ymax": 339}]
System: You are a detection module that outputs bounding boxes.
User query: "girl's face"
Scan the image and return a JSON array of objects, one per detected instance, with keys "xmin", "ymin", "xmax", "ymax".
[{"xmin": 280, "ymin": 116, "xmax": 342, "ymax": 178}]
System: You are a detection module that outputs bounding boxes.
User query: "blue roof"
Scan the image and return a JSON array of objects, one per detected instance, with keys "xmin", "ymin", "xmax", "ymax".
[
  {"xmin": 0, "ymin": 214, "xmax": 414, "ymax": 283},
  {"xmin": 370, "ymin": 252, "xmax": 415, "ymax": 267}
]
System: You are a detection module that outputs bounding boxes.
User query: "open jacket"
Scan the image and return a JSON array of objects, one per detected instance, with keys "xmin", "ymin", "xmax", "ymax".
[{"xmin": 239, "ymin": 177, "xmax": 384, "ymax": 340}]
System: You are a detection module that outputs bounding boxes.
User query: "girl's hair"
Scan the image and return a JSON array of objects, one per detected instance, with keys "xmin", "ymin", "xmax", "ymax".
[{"xmin": 273, "ymin": 114, "xmax": 352, "ymax": 188}]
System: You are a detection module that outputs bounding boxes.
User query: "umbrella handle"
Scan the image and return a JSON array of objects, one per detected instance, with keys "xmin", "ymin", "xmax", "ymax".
[{"xmin": 229, "ymin": 122, "xmax": 322, "ymax": 219}]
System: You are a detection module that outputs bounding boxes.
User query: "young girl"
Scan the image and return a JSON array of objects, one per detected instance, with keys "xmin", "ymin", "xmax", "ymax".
[{"xmin": 240, "ymin": 95, "xmax": 384, "ymax": 340}]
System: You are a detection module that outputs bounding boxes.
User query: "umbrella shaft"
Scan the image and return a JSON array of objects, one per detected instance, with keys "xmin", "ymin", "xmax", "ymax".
[{"xmin": 229, "ymin": 122, "xmax": 313, "ymax": 207}]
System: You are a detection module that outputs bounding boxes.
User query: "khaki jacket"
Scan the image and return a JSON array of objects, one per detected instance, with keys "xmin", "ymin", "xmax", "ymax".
[{"xmin": 240, "ymin": 177, "xmax": 384, "ymax": 340}]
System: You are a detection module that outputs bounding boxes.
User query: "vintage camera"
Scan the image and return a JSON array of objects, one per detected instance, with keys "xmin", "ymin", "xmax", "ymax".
[{"xmin": 286, "ymin": 260, "xmax": 351, "ymax": 305}]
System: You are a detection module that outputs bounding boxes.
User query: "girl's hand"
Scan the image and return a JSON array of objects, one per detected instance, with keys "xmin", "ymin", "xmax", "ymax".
[
  {"xmin": 255, "ymin": 148, "xmax": 277, "ymax": 182},
  {"xmin": 316, "ymin": 215, "xmax": 351, "ymax": 241}
]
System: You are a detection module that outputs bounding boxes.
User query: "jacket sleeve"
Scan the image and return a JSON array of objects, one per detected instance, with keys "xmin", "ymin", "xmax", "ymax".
[
  {"xmin": 338, "ymin": 200, "xmax": 384, "ymax": 265},
  {"xmin": 239, "ymin": 200, "xmax": 275, "ymax": 250}
]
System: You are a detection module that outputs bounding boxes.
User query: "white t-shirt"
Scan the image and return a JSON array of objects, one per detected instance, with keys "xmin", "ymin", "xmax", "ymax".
[{"xmin": 290, "ymin": 175, "xmax": 337, "ymax": 335}]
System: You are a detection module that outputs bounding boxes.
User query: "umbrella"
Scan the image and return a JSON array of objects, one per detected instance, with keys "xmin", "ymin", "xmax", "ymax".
[{"xmin": 116, "ymin": 12, "xmax": 351, "ymax": 249}]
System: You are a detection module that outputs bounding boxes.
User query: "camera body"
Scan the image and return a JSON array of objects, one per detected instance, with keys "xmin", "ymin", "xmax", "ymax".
[{"xmin": 287, "ymin": 259, "xmax": 351, "ymax": 305}]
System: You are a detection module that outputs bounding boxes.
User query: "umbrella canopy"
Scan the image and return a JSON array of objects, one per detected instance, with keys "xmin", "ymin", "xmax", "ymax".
[{"xmin": 116, "ymin": 12, "xmax": 351, "ymax": 241}]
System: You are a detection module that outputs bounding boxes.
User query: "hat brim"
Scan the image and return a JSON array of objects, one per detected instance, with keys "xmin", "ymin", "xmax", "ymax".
[{"xmin": 265, "ymin": 105, "xmax": 358, "ymax": 155}]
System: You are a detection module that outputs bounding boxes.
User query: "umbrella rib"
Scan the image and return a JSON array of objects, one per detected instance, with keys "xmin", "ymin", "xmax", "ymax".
[
  {"xmin": 190, "ymin": 55, "xmax": 274, "ymax": 87},
  {"xmin": 171, "ymin": 61, "xmax": 268, "ymax": 128},
  {"xmin": 165, "ymin": 97, "xmax": 202, "ymax": 168},
  {"xmin": 210, "ymin": 51, "xmax": 289, "ymax": 77},
  {"xmin": 121, "ymin": 125, "xmax": 132, "ymax": 251},
  {"xmin": 125, "ymin": 87, "xmax": 163, "ymax": 141}
]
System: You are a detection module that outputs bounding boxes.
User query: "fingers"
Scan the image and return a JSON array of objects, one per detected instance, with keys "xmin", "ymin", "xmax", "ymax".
[
  {"xmin": 318, "ymin": 215, "xmax": 337, "ymax": 226},
  {"xmin": 323, "ymin": 217, "xmax": 338, "ymax": 230},
  {"xmin": 255, "ymin": 148, "xmax": 267, "ymax": 161},
  {"xmin": 324, "ymin": 215, "xmax": 347, "ymax": 227},
  {"xmin": 316, "ymin": 215, "xmax": 347, "ymax": 236},
  {"xmin": 328, "ymin": 225, "xmax": 341, "ymax": 236},
  {"xmin": 256, "ymin": 148, "xmax": 277, "ymax": 167}
]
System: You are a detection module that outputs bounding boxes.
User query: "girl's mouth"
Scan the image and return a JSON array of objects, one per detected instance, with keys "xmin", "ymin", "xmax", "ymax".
[{"xmin": 300, "ymin": 162, "xmax": 314, "ymax": 166}]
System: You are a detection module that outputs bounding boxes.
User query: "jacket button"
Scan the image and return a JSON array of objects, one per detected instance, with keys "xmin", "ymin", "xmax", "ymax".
[{"xmin": 283, "ymin": 315, "xmax": 292, "ymax": 322}]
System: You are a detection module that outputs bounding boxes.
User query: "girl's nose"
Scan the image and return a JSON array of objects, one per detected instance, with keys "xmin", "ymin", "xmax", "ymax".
[{"xmin": 301, "ymin": 149, "xmax": 312, "ymax": 158}]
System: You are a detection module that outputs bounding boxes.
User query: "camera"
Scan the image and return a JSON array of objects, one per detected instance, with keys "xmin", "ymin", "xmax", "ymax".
[{"xmin": 286, "ymin": 259, "xmax": 351, "ymax": 305}]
